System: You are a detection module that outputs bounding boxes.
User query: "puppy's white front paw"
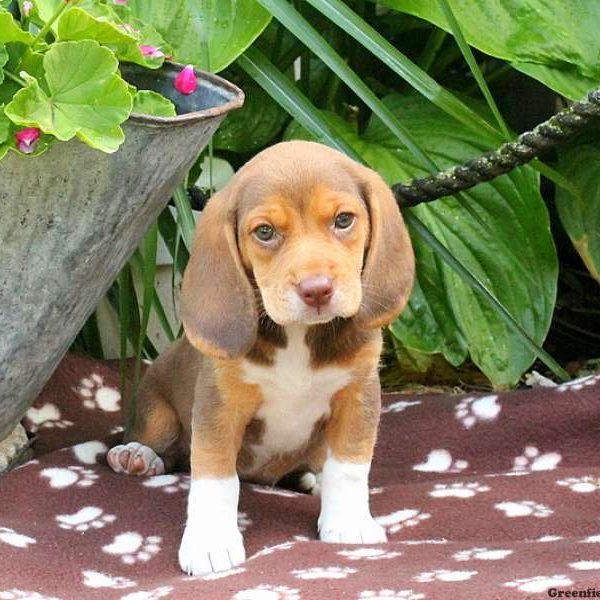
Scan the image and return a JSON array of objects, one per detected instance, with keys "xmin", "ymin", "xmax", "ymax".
[
  {"xmin": 319, "ymin": 513, "xmax": 387, "ymax": 544},
  {"xmin": 107, "ymin": 442, "xmax": 164, "ymax": 476},
  {"xmin": 178, "ymin": 522, "xmax": 246, "ymax": 576}
]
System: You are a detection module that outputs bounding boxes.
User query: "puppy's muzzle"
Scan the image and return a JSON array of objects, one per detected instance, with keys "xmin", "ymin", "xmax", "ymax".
[{"xmin": 296, "ymin": 275, "xmax": 334, "ymax": 312}]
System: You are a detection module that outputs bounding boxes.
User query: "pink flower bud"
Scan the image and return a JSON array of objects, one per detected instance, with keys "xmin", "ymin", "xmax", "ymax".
[
  {"xmin": 140, "ymin": 45, "xmax": 165, "ymax": 59},
  {"xmin": 15, "ymin": 128, "xmax": 41, "ymax": 154},
  {"xmin": 113, "ymin": 0, "xmax": 127, "ymax": 4},
  {"xmin": 22, "ymin": 1, "xmax": 33, "ymax": 16},
  {"xmin": 174, "ymin": 64, "xmax": 198, "ymax": 95}
]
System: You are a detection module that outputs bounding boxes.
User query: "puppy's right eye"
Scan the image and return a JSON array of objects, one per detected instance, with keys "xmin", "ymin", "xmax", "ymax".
[{"xmin": 253, "ymin": 224, "xmax": 276, "ymax": 242}]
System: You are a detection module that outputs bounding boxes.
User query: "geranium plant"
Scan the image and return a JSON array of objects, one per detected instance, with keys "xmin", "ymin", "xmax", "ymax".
[{"xmin": 0, "ymin": 0, "xmax": 199, "ymax": 159}]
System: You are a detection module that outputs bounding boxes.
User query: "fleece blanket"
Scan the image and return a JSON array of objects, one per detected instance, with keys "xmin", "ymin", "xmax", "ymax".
[{"xmin": 1, "ymin": 354, "xmax": 600, "ymax": 600}]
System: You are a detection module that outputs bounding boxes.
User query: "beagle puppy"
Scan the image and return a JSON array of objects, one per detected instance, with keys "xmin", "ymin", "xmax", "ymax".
[{"xmin": 107, "ymin": 140, "xmax": 415, "ymax": 576}]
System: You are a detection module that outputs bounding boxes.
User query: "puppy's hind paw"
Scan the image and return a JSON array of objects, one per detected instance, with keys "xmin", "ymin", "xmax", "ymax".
[{"xmin": 107, "ymin": 442, "xmax": 165, "ymax": 476}]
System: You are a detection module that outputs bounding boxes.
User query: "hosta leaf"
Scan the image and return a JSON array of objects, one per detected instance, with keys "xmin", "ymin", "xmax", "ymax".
[
  {"xmin": 382, "ymin": 0, "xmax": 600, "ymax": 99},
  {"xmin": 57, "ymin": 7, "xmax": 168, "ymax": 69},
  {"xmin": 5, "ymin": 40, "xmax": 133, "ymax": 152},
  {"xmin": 285, "ymin": 95, "xmax": 557, "ymax": 386},
  {"xmin": 132, "ymin": 90, "xmax": 176, "ymax": 117},
  {"xmin": 0, "ymin": 9, "xmax": 35, "ymax": 44},
  {"xmin": 213, "ymin": 85, "xmax": 288, "ymax": 153},
  {"xmin": 556, "ymin": 143, "xmax": 600, "ymax": 284},
  {"xmin": 125, "ymin": 0, "xmax": 272, "ymax": 72}
]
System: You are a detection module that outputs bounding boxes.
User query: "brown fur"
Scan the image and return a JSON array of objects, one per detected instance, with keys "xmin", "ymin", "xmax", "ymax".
[{"xmin": 119, "ymin": 140, "xmax": 414, "ymax": 485}]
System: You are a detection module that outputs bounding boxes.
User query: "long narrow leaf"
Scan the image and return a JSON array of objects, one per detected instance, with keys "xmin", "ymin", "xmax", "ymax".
[
  {"xmin": 239, "ymin": 48, "xmax": 362, "ymax": 161},
  {"xmin": 255, "ymin": 0, "xmax": 436, "ymax": 171},
  {"xmin": 405, "ymin": 212, "xmax": 569, "ymax": 382},
  {"xmin": 305, "ymin": 0, "xmax": 502, "ymax": 141},
  {"xmin": 436, "ymin": 0, "xmax": 510, "ymax": 139},
  {"xmin": 173, "ymin": 185, "xmax": 195, "ymax": 252}
]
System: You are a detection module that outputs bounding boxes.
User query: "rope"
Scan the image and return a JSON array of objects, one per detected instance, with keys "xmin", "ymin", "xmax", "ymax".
[{"xmin": 393, "ymin": 87, "xmax": 600, "ymax": 207}]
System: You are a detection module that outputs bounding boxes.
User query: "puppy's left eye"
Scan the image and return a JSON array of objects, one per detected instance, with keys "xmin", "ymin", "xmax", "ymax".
[{"xmin": 334, "ymin": 212, "xmax": 355, "ymax": 230}]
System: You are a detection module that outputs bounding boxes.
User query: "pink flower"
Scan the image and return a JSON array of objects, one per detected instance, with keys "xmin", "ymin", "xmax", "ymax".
[
  {"xmin": 174, "ymin": 64, "xmax": 198, "ymax": 95},
  {"xmin": 113, "ymin": 0, "xmax": 127, "ymax": 4},
  {"xmin": 22, "ymin": 1, "xmax": 33, "ymax": 16},
  {"xmin": 15, "ymin": 128, "xmax": 41, "ymax": 154},
  {"xmin": 140, "ymin": 45, "xmax": 165, "ymax": 59}
]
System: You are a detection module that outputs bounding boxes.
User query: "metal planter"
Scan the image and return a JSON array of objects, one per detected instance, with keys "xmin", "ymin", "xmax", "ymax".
[{"xmin": 0, "ymin": 64, "xmax": 243, "ymax": 441}]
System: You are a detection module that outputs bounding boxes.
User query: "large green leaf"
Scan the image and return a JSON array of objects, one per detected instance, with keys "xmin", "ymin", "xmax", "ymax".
[
  {"xmin": 0, "ymin": 9, "xmax": 34, "ymax": 44},
  {"xmin": 124, "ymin": 0, "xmax": 272, "ymax": 72},
  {"xmin": 56, "ymin": 7, "xmax": 168, "ymax": 69},
  {"xmin": 0, "ymin": 44, "xmax": 7, "ymax": 84},
  {"xmin": 382, "ymin": 0, "xmax": 600, "ymax": 99},
  {"xmin": 132, "ymin": 90, "xmax": 176, "ymax": 117},
  {"xmin": 5, "ymin": 40, "xmax": 133, "ymax": 152},
  {"xmin": 286, "ymin": 95, "xmax": 557, "ymax": 386},
  {"xmin": 213, "ymin": 85, "xmax": 287, "ymax": 153},
  {"xmin": 556, "ymin": 143, "xmax": 600, "ymax": 284}
]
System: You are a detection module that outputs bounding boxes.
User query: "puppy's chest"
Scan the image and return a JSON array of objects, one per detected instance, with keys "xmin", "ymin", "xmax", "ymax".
[{"xmin": 241, "ymin": 326, "xmax": 352, "ymax": 460}]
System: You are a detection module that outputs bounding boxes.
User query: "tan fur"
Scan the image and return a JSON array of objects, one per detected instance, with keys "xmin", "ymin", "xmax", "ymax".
[{"xmin": 115, "ymin": 140, "xmax": 414, "ymax": 486}]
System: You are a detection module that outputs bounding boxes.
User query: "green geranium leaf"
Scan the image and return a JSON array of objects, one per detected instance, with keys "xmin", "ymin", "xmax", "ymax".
[
  {"xmin": 382, "ymin": 0, "xmax": 600, "ymax": 100},
  {"xmin": 125, "ymin": 0, "xmax": 271, "ymax": 72},
  {"xmin": 0, "ymin": 44, "xmax": 7, "ymax": 85},
  {"xmin": 0, "ymin": 9, "xmax": 35, "ymax": 44},
  {"xmin": 0, "ymin": 106, "xmax": 10, "ymax": 145},
  {"xmin": 5, "ymin": 40, "xmax": 133, "ymax": 153},
  {"xmin": 132, "ymin": 90, "xmax": 176, "ymax": 117},
  {"xmin": 556, "ymin": 143, "xmax": 600, "ymax": 284},
  {"xmin": 35, "ymin": 0, "xmax": 99, "ymax": 25},
  {"xmin": 285, "ymin": 95, "xmax": 557, "ymax": 387},
  {"xmin": 57, "ymin": 7, "xmax": 168, "ymax": 69}
]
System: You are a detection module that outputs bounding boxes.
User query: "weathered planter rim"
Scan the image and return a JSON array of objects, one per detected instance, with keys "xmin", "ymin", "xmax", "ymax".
[{"xmin": 125, "ymin": 62, "xmax": 245, "ymax": 127}]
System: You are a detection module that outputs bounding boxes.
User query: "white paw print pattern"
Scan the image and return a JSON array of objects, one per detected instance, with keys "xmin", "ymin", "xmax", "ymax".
[
  {"xmin": 292, "ymin": 566, "xmax": 357, "ymax": 580},
  {"xmin": 40, "ymin": 465, "xmax": 99, "ymax": 488},
  {"xmin": 56, "ymin": 506, "xmax": 116, "ymax": 531},
  {"xmin": 142, "ymin": 474, "xmax": 190, "ymax": 494},
  {"xmin": 110, "ymin": 425, "xmax": 125, "ymax": 435},
  {"xmin": 429, "ymin": 482, "xmax": 490, "ymax": 498},
  {"xmin": 0, "ymin": 527, "xmax": 36, "ymax": 548},
  {"xmin": 233, "ymin": 584, "xmax": 300, "ymax": 600},
  {"xmin": 120, "ymin": 586, "xmax": 173, "ymax": 600},
  {"xmin": 238, "ymin": 512, "xmax": 252, "ymax": 533},
  {"xmin": 82, "ymin": 570, "xmax": 136, "ymax": 589},
  {"xmin": 71, "ymin": 440, "xmax": 108, "ymax": 465},
  {"xmin": 359, "ymin": 591, "xmax": 425, "ymax": 600},
  {"xmin": 504, "ymin": 575, "xmax": 573, "ymax": 593},
  {"xmin": 413, "ymin": 449, "xmax": 468, "ymax": 473},
  {"xmin": 376, "ymin": 509, "xmax": 431, "ymax": 534},
  {"xmin": 250, "ymin": 541, "xmax": 296, "ymax": 559},
  {"xmin": 0, "ymin": 591, "xmax": 60, "ymax": 600},
  {"xmin": 250, "ymin": 485, "xmax": 302, "ymax": 498},
  {"xmin": 556, "ymin": 374, "xmax": 600, "ymax": 392},
  {"xmin": 76, "ymin": 373, "xmax": 121, "ymax": 412},
  {"xmin": 453, "ymin": 547, "xmax": 513, "ymax": 561},
  {"xmin": 569, "ymin": 561, "xmax": 600, "ymax": 570},
  {"xmin": 382, "ymin": 400, "xmax": 421, "ymax": 414},
  {"xmin": 536, "ymin": 535, "xmax": 563, "ymax": 542},
  {"xmin": 556, "ymin": 476, "xmax": 600, "ymax": 493},
  {"xmin": 25, "ymin": 403, "xmax": 73, "ymax": 432},
  {"xmin": 414, "ymin": 570, "xmax": 477, "ymax": 583},
  {"xmin": 338, "ymin": 548, "xmax": 402, "ymax": 561},
  {"xmin": 495, "ymin": 500, "xmax": 553, "ymax": 518},
  {"xmin": 102, "ymin": 532, "xmax": 162, "ymax": 564},
  {"xmin": 512, "ymin": 446, "xmax": 561, "ymax": 473},
  {"xmin": 454, "ymin": 394, "xmax": 500, "ymax": 429}
]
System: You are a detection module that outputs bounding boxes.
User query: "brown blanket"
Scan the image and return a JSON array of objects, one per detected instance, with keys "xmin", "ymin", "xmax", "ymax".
[{"xmin": 2, "ymin": 353, "xmax": 600, "ymax": 599}]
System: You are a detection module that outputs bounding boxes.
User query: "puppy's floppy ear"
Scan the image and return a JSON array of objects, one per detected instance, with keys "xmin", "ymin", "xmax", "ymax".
[
  {"xmin": 353, "ymin": 165, "xmax": 415, "ymax": 329},
  {"xmin": 181, "ymin": 185, "xmax": 257, "ymax": 359}
]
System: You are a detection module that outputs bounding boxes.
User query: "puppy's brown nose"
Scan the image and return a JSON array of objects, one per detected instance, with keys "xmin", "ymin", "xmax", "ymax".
[{"xmin": 297, "ymin": 275, "xmax": 334, "ymax": 309}]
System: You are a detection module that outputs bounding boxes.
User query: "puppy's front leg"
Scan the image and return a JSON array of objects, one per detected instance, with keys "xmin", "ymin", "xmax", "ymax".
[
  {"xmin": 178, "ymin": 372, "xmax": 260, "ymax": 576},
  {"xmin": 319, "ymin": 378, "xmax": 387, "ymax": 544}
]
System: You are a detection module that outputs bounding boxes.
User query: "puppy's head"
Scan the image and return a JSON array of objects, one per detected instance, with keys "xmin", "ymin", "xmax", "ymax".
[{"xmin": 181, "ymin": 141, "xmax": 414, "ymax": 359}]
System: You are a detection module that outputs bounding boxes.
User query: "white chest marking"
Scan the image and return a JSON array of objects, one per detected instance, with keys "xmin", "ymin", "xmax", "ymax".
[{"xmin": 242, "ymin": 325, "xmax": 352, "ymax": 463}]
